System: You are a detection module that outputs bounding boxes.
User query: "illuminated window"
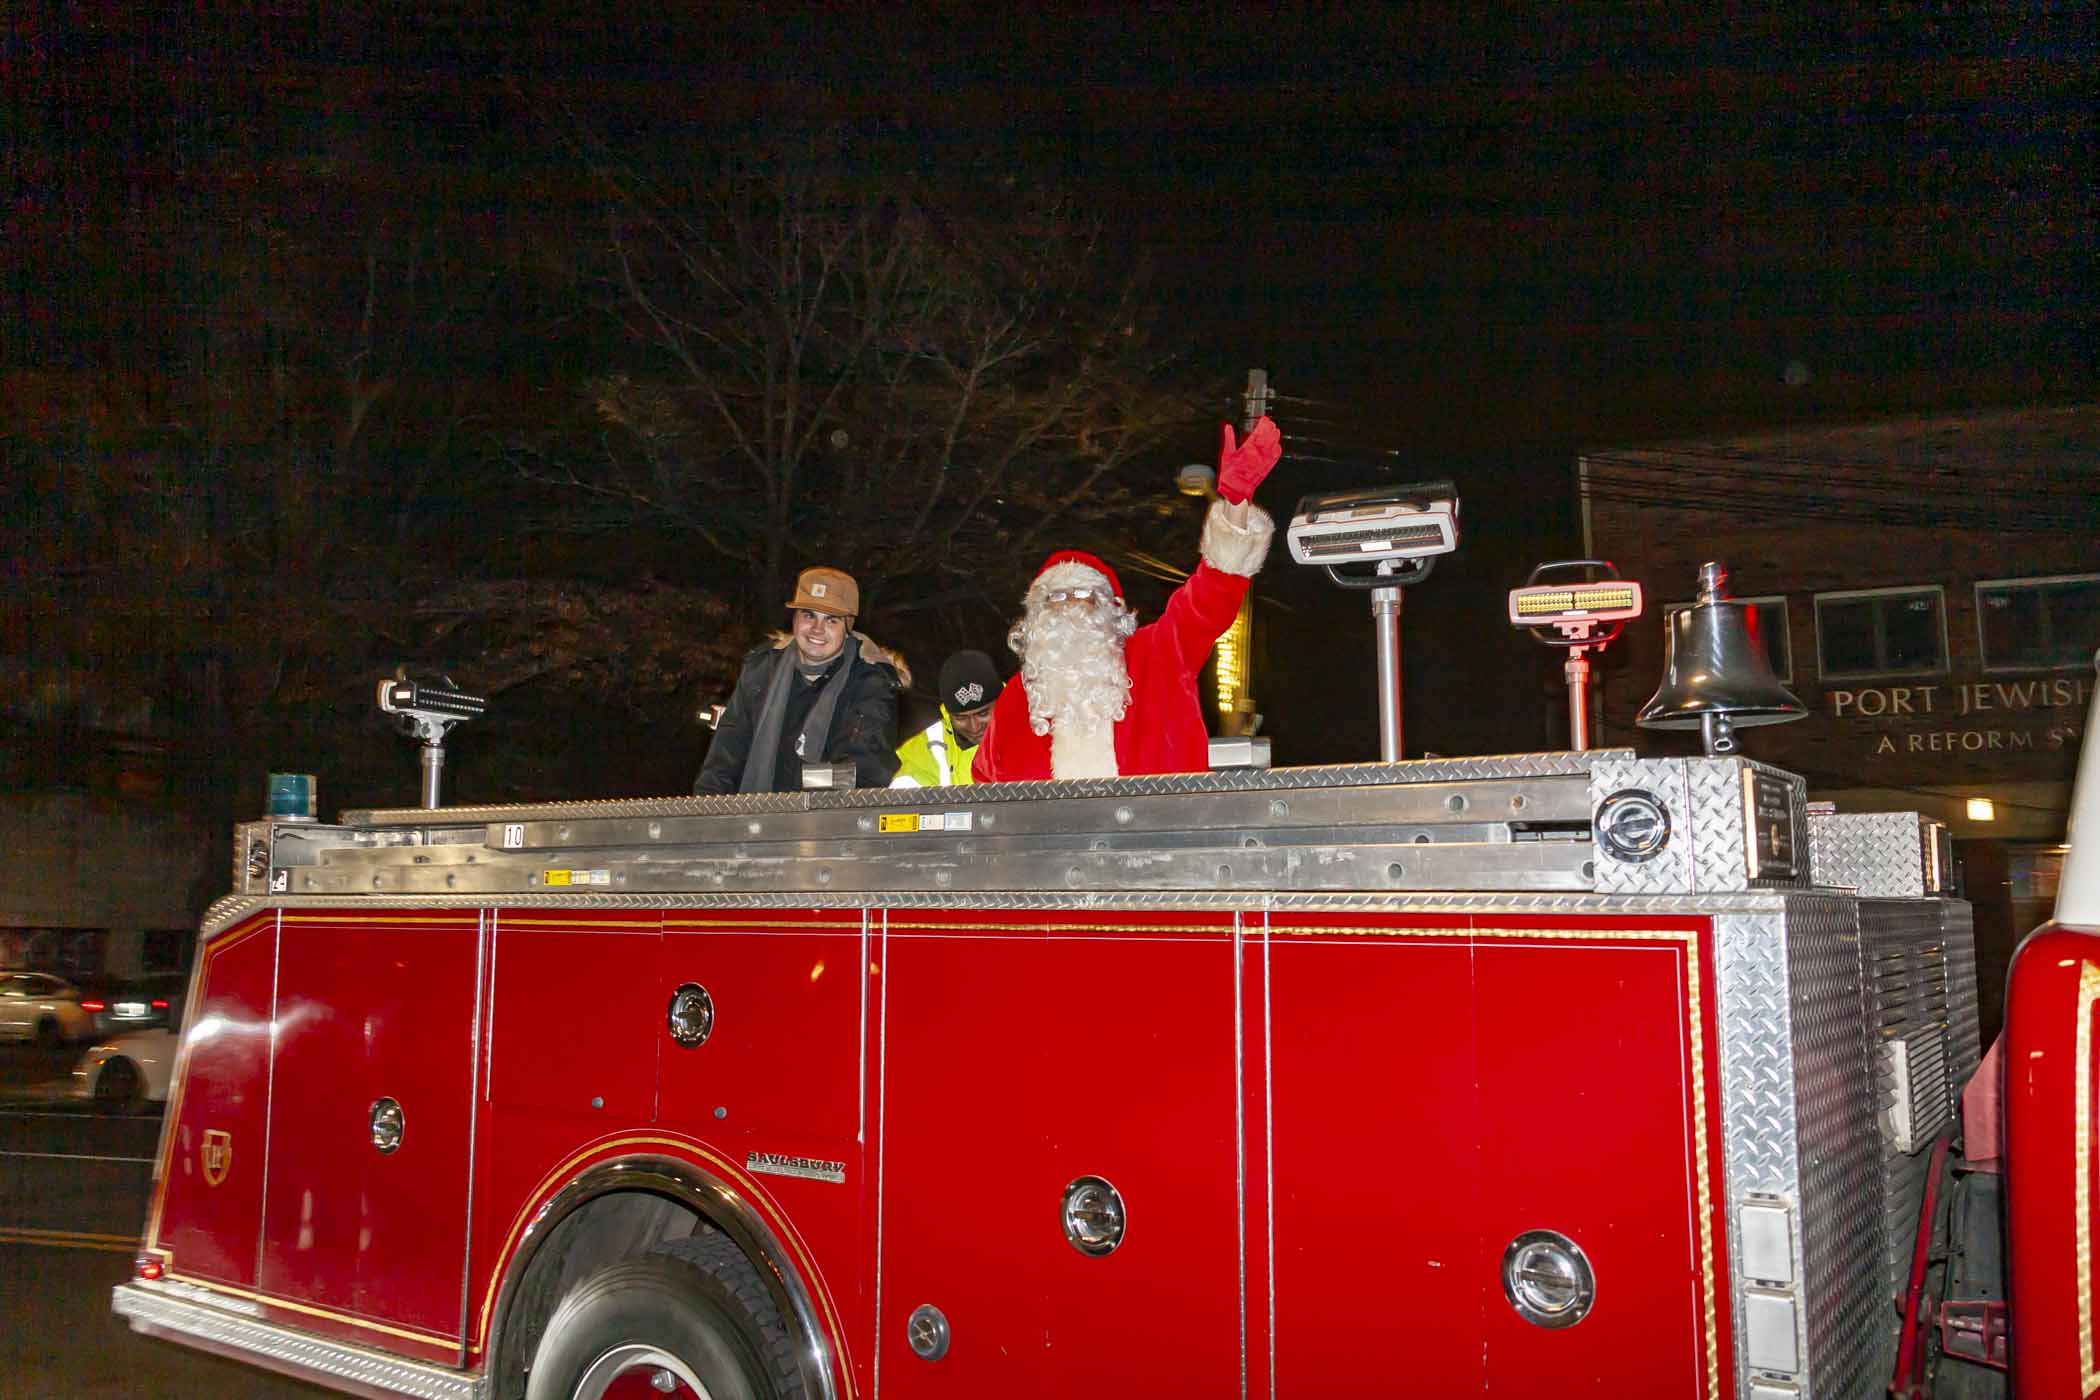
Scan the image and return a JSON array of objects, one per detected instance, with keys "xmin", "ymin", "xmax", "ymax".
[
  {"xmin": 1663, "ymin": 596, "xmax": 1792, "ymax": 684},
  {"xmin": 1975, "ymin": 574, "xmax": 2100, "ymax": 673},
  {"xmin": 1814, "ymin": 587, "xmax": 1947, "ymax": 680}
]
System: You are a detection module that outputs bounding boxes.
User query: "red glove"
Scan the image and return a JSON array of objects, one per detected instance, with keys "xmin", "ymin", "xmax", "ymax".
[{"xmin": 1216, "ymin": 416, "xmax": 1281, "ymax": 504}]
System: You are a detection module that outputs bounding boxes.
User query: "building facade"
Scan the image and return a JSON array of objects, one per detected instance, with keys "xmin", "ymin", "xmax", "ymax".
[{"xmin": 1580, "ymin": 404, "xmax": 2096, "ymax": 1037}]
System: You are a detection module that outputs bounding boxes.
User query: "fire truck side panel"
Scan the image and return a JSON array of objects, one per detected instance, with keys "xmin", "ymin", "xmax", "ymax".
[
  {"xmin": 1472, "ymin": 926, "xmax": 1723, "ymax": 1396},
  {"xmin": 258, "ymin": 912, "xmax": 481, "ymax": 1349},
  {"xmin": 489, "ymin": 912, "xmax": 662, "ymax": 1120},
  {"xmin": 1039, "ymin": 917, "xmax": 1240, "ymax": 1394},
  {"xmin": 2005, "ymin": 924, "xmax": 2100, "ymax": 1400},
  {"xmin": 656, "ymin": 915, "xmax": 871, "ymax": 1389},
  {"xmin": 874, "ymin": 911, "xmax": 1243, "ymax": 1396},
  {"xmin": 147, "ymin": 914, "xmax": 277, "ymax": 1292},
  {"xmin": 658, "ymin": 914, "xmax": 865, "ymax": 1148},
  {"xmin": 1266, "ymin": 914, "xmax": 1484, "ymax": 1392},
  {"xmin": 870, "ymin": 922, "xmax": 1040, "ymax": 1392}
]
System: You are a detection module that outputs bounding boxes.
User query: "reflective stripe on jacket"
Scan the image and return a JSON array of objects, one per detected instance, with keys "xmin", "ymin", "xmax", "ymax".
[{"xmin": 891, "ymin": 710, "xmax": 979, "ymax": 788}]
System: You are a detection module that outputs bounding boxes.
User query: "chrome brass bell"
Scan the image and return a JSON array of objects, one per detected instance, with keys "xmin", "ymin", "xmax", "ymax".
[{"xmin": 1637, "ymin": 561, "xmax": 1805, "ymax": 755}]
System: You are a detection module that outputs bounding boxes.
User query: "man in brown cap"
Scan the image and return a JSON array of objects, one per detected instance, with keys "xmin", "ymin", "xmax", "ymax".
[{"xmin": 694, "ymin": 566, "xmax": 906, "ymax": 793}]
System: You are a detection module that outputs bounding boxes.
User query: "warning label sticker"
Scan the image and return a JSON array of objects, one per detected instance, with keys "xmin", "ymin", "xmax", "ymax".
[
  {"xmin": 877, "ymin": 812, "xmax": 974, "ymax": 833},
  {"xmin": 543, "ymin": 869, "xmax": 611, "ymax": 887}
]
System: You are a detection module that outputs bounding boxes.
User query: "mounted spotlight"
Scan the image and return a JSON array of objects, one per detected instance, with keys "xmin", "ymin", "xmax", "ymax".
[
  {"xmin": 1289, "ymin": 480, "xmax": 1461, "ymax": 761},
  {"xmin": 1286, "ymin": 481, "xmax": 1460, "ymax": 587},
  {"xmin": 377, "ymin": 671, "xmax": 486, "ymax": 809}
]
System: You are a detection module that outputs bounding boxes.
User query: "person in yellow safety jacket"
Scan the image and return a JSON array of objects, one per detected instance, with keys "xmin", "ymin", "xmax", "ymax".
[{"xmin": 891, "ymin": 650, "xmax": 1005, "ymax": 788}]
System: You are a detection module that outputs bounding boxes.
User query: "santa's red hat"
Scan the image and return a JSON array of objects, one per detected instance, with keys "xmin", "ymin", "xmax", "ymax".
[{"xmin": 1030, "ymin": 549, "xmax": 1123, "ymax": 606}]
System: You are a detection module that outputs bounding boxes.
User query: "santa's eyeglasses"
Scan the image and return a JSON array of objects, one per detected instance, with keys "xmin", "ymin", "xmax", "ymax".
[{"xmin": 1041, "ymin": 586, "xmax": 1103, "ymax": 605}]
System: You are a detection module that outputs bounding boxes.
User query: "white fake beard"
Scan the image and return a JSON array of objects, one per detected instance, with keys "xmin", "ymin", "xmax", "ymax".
[{"xmin": 1014, "ymin": 604, "xmax": 1133, "ymax": 745}]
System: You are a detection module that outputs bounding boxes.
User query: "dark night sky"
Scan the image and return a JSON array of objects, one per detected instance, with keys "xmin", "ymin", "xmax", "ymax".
[{"xmin": 13, "ymin": 3, "xmax": 2096, "ymax": 769}]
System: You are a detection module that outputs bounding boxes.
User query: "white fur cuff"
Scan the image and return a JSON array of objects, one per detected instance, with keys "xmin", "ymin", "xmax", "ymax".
[{"xmin": 1199, "ymin": 501, "xmax": 1275, "ymax": 577}]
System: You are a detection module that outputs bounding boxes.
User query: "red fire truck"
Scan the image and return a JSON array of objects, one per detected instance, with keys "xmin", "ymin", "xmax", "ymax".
[{"xmin": 110, "ymin": 612, "xmax": 2097, "ymax": 1398}]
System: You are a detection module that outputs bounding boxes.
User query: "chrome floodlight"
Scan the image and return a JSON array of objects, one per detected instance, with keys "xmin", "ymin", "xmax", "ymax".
[
  {"xmin": 1290, "ymin": 480, "xmax": 1462, "ymax": 760},
  {"xmin": 1287, "ymin": 480, "xmax": 1460, "ymax": 588},
  {"xmin": 377, "ymin": 672, "xmax": 486, "ymax": 808}
]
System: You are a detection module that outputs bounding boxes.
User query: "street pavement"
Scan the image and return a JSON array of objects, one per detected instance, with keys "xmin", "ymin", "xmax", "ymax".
[{"xmin": 0, "ymin": 1044, "xmax": 330, "ymax": 1399}]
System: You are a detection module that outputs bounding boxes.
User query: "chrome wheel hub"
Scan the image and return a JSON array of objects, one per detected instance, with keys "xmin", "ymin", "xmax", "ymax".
[{"xmin": 570, "ymin": 1344, "xmax": 713, "ymax": 1400}]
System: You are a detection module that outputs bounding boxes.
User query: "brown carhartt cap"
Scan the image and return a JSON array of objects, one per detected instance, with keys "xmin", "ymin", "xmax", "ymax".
[{"xmin": 787, "ymin": 566, "xmax": 859, "ymax": 617}]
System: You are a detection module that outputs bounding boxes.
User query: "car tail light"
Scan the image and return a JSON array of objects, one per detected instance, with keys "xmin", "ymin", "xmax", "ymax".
[
  {"xmin": 81, "ymin": 999, "xmax": 107, "ymax": 1013},
  {"xmin": 151, "ymin": 999, "xmax": 169, "ymax": 1010}
]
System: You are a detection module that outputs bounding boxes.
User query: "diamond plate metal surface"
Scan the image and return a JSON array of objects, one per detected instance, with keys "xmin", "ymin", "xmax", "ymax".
[
  {"xmin": 342, "ymin": 750, "xmax": 1619, "ymax": 826},
  {"xmin": 1941, "ymin": 901, "xmax": 1982, "ymax": 1090},
  {"xmin": 1783, "ymin": 895, "xmax": 1884, "ymax": 1400},
  {"xmin": 202, "ymin": 894, "xmax": 260, "ymax": 933},
  {"xmin": 1716, "ymin": 896, "xmax": 1882, "ymax": 1399},
  {"xmin": 1688, "ymin": 760, "xmax": 1749, "ymax": 891},
  {"xmin": 1715, "ymin": 907, "xmax": 1799, "ymax": 1394},
  {"xmin": 202, "ymin": 887, "xmax": 1799, "ymax": 938},
  {"xmin": 1858, "ymin": 898, "xmax": 1965, "ymax": 1344},
  {"xmin": 1593, "ymin": 757, "xmax": 1807, "ymax": 895},
  {"xmin": 1591, "ymin": 756, "xmax": 1696, "ymax": 894},
  {"xmin": 1807, "ymin": 812, "xmax": 1951, "ymax": 897},
  {"xmin": 112, "ymin": 1283, "xmax": 482, "ymax": 1399}
]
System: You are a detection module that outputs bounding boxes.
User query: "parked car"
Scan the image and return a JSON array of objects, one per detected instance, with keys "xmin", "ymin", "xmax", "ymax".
[
  {"xmin": 77, "ymin": 980, "xmax": 179, "ymax": 1038},
  {"xmin": 0, "ymin": 972, "xmax": 98, "ymax": 1048},
  {"xmin": 73, "ymin": 1026, "xmax": 177, "ymax": 1111}
]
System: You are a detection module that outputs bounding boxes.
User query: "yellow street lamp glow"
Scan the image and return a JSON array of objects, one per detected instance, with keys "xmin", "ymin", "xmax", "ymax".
[
  {"xmin": 1965, "ymin": 797, "xmax": 1996, "ymax": 822},
  {"xmin": 1215, "ymin": 597, "xmax": 1251, "ymax": 715}
]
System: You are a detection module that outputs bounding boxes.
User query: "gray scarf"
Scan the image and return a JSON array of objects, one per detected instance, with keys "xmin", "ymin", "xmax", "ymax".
[{"xmin": 738, "ymin": 642, "xmax": 858, "ymax": 793}]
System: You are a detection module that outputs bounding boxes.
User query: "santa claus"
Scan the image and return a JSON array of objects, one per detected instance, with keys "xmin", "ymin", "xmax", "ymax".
[{"xmin": 971, "ymin": 417, "xmax": 1282, "ymax": 782}]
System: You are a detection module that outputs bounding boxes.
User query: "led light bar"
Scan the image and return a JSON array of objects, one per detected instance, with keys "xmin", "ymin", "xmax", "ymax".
[{"xmin": 1507, "ymin": 580, "xmax": 1644, "ymax": 628}]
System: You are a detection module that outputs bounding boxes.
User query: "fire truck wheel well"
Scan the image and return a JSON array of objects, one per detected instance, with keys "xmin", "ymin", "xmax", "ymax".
[
  {"xmin": 486, "ymin": 1165, "xmax": 835, "ymax": 1400},
  {"xmin": 523, "ymin": 1234, "xmax": 801, "ymax": 1400},
  {"xmin": 491, "ymin": 1192, "xmax": 711, "ymax": 1400}
]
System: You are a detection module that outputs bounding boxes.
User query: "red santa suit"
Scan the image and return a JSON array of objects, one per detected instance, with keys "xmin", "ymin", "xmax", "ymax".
[{"xmin": 972, "ymin": 500, "xmax": 1274, "ymax": 782}]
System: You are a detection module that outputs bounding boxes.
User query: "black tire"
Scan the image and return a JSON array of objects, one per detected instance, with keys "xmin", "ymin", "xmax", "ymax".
[
  {"xmin": 95, "ymin": 1058, "xmax": 144, "ymax": 1114},
  {"xmin": 34, "ymin": 1018, "xmax": 62, "ymax": 1051},
  {"xmin": 524, "ymin": 1232, "xmax": 803, "ymax": 1400}
]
